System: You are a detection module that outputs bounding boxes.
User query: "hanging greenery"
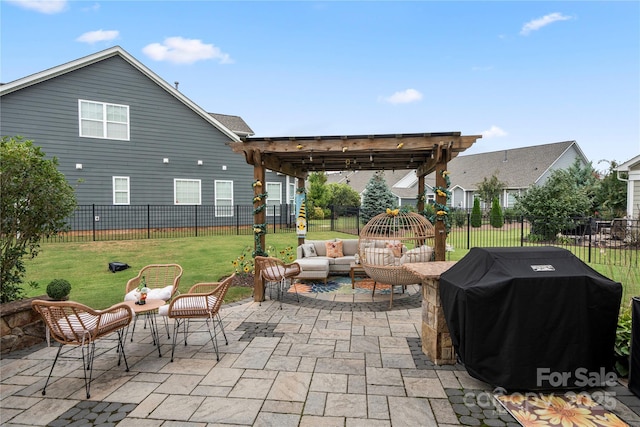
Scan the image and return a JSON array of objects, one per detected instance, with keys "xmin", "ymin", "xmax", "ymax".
[
  {"xmin": 252, "ymin": 180, "xmax": 268, "ymax": 257},
  {"xmin": 421, "ymin": 170, "xmax": 452, "ymax": 234}
]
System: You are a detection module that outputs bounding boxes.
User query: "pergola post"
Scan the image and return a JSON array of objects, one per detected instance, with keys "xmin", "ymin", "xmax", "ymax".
[
  {"xmin": 252, "ymin": 151, "xmax": 267, "ymax": 302},
  {"xmin": 417, "ymin": 175, "xmax": 425, "ymax": 214},
  {"xmin": 297, "ymin": 176, "xmax": 306, "ymax": 247},
  {"xmin": 434, "ymin": 143, "xmax": 451, "ymax": 262}
]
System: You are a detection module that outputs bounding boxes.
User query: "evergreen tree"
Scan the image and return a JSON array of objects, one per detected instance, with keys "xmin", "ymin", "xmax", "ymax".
[
  {"xmin": 470, "ymin": 197, "xmax": 482, "ymax": 228},
  {"xmin": 490, "ymin": 197, "xmax": 504, "ymax": 228},
  {"xmin": 361, "ymin": 171, "xmax": 396, "ymax": 223}
]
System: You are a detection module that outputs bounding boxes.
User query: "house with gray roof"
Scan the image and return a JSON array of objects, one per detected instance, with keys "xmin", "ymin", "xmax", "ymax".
[
  {"xmin": 326, "ymin": 141, "xmax": 589, "ymax": 209},
  {"xmin": 0, "ymin": 46, "xmax": 297, "ymax": 219}
]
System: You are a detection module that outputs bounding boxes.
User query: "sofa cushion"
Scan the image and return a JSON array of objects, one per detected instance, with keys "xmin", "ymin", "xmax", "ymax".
[
  {"xmin": 400, "ymin": 246, "xmax": 433, "ymax": 264},
  {"xmin": 340, "ymin": 239, "xmax": 358, "ymax": 256},
  {"xmin": 125, "ymin": 285, "xmax": 173, "ymax": 302},
  {"xmin": 296, "ymin": 257, "xmax": 330, "ymax": 271},
  {"xmin": 363, "ymin": 247, "xmax": 396, "ymax": 266},
  {"xmin": 301, "ymin": 243, "xmax": 317, "ymax": 257},
  {"xmin": 385, "ymin": 241, "xmax": 403, "ymax": 257}
]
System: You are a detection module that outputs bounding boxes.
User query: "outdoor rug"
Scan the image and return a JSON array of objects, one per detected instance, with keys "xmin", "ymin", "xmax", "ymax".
[
  {"xmin": 496, "ymin": 392, "xmax": 628, "ymax": 427},
  {"xmin": 288, "ymin": 276, "xmax": 395, "ymax": 295}
]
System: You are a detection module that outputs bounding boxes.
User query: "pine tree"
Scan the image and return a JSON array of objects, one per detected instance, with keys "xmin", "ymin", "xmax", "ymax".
[
  {"xmin": 470, "ymin": 197, "xmax": 482, "ymax": 228},
  {"xmin": 361, "ymin": 171, "xmax": 397, "ymax": 223},
  {"xmin": 490, "ymin": 197, "xmax": 504, "ymax": 228}
]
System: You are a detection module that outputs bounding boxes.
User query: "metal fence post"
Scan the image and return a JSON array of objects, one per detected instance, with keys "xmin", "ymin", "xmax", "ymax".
[
  {"xmin": 195, "ymin": 205, "xmax": 198, "ymax": 237},
  {"xmin": 147, "ymin": 205, "xmax": 150, "ymax": 239},
  {"xmin": 92, "ymin": 204, "xmax": 96, "ymax": 242},
  {"xmin": 466, "ymin": 212, "xmax": 470, "ymax": 249},
  {"xmin": 520, "ymin": 216, "xmax": 524, "ymax": 246}
]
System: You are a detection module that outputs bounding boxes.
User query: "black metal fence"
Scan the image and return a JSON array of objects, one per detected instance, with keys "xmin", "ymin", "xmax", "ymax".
[{"xmin": 47, "ymin": 205, "xmax": 638, "ymax": 267}]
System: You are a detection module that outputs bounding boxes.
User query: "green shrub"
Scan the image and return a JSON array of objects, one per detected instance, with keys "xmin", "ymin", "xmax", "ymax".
[
  {"xmin": 46, "ymin": 279, "xmax": 71, "ymax": 300},
  {"xmin": 490, "ymin": 197, "xmax": 504, "ymax": 228},
  {"xmin": 470, "ymin": 198, "xmax": 482, "ymax": 228},
  {"xmin": 614, "ymin": 307, "xmax": 632, "ymax": 377},
  {"xmin": 503, "ymin": 207, "xmax": 517, "ymax": 224},
  {"xmin": 451, "ymin": 209, "xmax": 467, "ymax": 228},
  {"xmin": 308, "ymin": 207, "xmax": 325, "ymax": 220}
]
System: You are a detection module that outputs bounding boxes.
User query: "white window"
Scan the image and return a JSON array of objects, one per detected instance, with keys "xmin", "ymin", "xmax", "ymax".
[
  {"xmin": 113, "ymin": 176, "xmax": 130, "ymax": 205},
  {"xmin": 79, "ymin": 100, "xmax": 130, "ymax": 140},
  {"xmin": 174, "ymin": 179, "xmax": 201, "ymax": 205},
  {"xmin": 289, "ymin": 182, "xmax": 296, "ymax": 216},
  {"xmin": 266, "ymin": 182, "xmax": 282, "ymax": 216},
  {"xmin": 215, "ymin": 180, "xmax": 234, "ymax": 217}
]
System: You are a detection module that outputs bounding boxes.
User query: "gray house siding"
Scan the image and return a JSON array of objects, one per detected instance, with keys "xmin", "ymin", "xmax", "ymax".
[
  {"xmin": 535, "ymin": 144, "xmax": 583, "ymax": 185},
  {"xmin": 1, "ymin": 56, "xmax": 256, "ymax": 211}
]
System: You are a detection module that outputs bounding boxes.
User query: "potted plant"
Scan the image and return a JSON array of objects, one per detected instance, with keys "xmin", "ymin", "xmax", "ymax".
[{"xmin": 46, "ymin": 279, "xmax": 71, "ymax": 301}]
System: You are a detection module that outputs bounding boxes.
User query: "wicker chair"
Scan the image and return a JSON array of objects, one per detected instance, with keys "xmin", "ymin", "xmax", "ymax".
[
  {"xmin": 159, "ymin": 274, "xmax": 234, "ymax": 361},
  {"xmin": 359, "ymin": 211, "xmax": 435, "ymax": 307},
  {"xmin": 124, "ymin": 264, "xmax": 183, "ymax": 340},
  {"xmin": 31, "ymin": 300, "xmax": 133, "ymax": 399},
  {"xmin": 255, "ymin": 256, "xmax": 301, "ymax": 308}
]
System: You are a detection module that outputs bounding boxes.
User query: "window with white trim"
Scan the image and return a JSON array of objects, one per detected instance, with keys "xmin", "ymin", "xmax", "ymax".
[
  {"xmin": 174, "ymin": 179, "xmax": 201, "ymax": 205},
  {"xmin": 266, "ymin": 182, "xmax": 282, "ymax": 216},
  {"xmin": 79, "ymin": 100, "xmax": 130, "ymax": 140},
  {"xmin": 215, "ymin": 180, "xmax": 234, "ymax": 217},
  {"xmin": 112, "ymin": 176, "xmax": 130, "ymax": 205}
]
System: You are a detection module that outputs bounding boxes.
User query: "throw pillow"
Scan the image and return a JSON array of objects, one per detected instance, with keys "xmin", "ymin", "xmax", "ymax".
[
  {"xmin": 326, "ymin": 240, "xmax": 344, "ymax": 258},
  {"xmin": 301, "ymin": 243, "xmax": 317, "ymax": 257},
  {"xmin": 386, "ymin": 242, "xmax": 403, "ymax": 258}
]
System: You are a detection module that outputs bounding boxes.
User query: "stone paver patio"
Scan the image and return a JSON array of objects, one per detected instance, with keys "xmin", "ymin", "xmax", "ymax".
[{"xmin": 2, "ymin": 287, "xmax": 640, "ymax": 426}]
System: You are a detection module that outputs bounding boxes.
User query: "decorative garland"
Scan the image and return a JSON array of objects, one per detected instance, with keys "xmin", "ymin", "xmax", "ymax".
[
  {"xmin": 252, "ymin": 181, "xmax": 268, "ymax": 257},
  {"xmin": 421, "ymin": 170, "xmax": 452, "ymax": 234},
  {"xmin": 296, "ymin": 187, "xmax": 306, "ymax": 195}
]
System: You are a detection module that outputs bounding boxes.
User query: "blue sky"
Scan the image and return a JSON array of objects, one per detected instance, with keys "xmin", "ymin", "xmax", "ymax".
[{"xmin": 2, "ymin": 0, "xmax": 639, "ymax": 169}]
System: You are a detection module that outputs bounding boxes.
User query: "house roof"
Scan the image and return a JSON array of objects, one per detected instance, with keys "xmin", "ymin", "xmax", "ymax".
[
  {"xmin": 326, "ymin": 140, "xmax": 586, "ymax": 196},
  {"xmin": 0, "ymin": 46, "xmax": 242, "ymax": 143},
  {"xmin": 425, "ymin": 140, "xmax": 584, "ymax": 190},
  {"xmin": 616, "ymin": 154, "xmax": 640, "ymax": 172},
  {"xmin": 209, "ymin": 113, "xmax": 254, "ymax": 137}
]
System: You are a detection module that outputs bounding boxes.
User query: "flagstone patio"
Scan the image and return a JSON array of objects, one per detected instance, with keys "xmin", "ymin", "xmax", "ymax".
[{"xmin": 2, "ymin": 291, "xmax": 640, "ymax": 426}]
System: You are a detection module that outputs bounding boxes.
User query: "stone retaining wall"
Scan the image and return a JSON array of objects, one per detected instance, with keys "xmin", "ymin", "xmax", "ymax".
[{"xmin": 1, "ymin": 296, "xmax": 49, "ymax": 354}]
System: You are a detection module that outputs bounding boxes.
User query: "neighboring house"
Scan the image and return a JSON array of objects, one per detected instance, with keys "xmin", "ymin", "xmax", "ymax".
[
  {"xmin": 0, "ymin": 46, "xmax": 293, "ymax": 220},
  {"xmin": 616, "ymin": 154, "xmax": 640, "ymax": 219},
  {"xmin": 326, "ymin": 141, "xmax": 590, "ymax": 209}
]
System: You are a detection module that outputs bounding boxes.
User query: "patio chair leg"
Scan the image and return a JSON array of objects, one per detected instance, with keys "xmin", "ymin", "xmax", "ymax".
[
  {"xmin": 81, "ymin": 340, "xmax": 96, "ymax": 399},
  {"xmin": 216, "ymin": 313, "xmax": 228, "ymax": 345},
  {"xmin": 42, "ymin": 344, "xmax": 63, "ymax": 396},
  {"xmin": 116, "ymin": 329, "xmax": 130, "ymax": 371},
  {"xmin": 207, "ymin": 316, "xmax": 220, "ymax": 361},
  {"xmin": 170, "ymin": 320, "xmax": 181, "ymax": 362}
]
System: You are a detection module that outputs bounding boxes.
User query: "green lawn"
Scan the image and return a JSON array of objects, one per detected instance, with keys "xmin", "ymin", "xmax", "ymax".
[
  {"xmin": 21, "ymin": 231, "xmax": 354, "ymax": 309},
  {"xmin": 19, "ymin": 229, "xmax": 638, "ymax": 309}
]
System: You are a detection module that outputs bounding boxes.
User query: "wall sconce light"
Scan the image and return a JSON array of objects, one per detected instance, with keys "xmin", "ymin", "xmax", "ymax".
[
  {"xmin": 75, "ymin": 163, "xmax": 83, "ymax": 170},
  {"xmin": 163, "ymin": 158, "xmax": 169, "ymax": 164},
  {"xmin": 197, "ymin": 160, "xmax": 203, "ymax": 166},
  {"xmin": 222, "ymin": 165, "xmax": 227, "ymax": 171}
]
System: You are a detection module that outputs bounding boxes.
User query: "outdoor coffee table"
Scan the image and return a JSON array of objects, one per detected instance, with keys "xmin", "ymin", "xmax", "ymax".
[
  {"xmin": 123, "ymin": 299, "xmax": 165, "ymax": 357},
  {"xmin": 350, "ymin": 262, "xmax": 368, "ymax": 288}
]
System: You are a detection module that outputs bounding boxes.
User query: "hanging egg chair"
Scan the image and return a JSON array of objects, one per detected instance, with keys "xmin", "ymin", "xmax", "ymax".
[{"xmin": 358, "ymin": 210, "xmax": 435, "ymax": 303}]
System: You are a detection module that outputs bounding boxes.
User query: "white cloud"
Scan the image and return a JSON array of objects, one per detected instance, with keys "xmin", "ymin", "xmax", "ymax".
[
  {"xmin": 76, "ymin": 30, "xmax": 119, "ymax": 44},
  {"xmin": 142, "ymin": 37, "xmax": 233, "ymax": 65},
  {"xmin": 481, "ymin": 125, "xmax": 508, "ymax": 139},
  {"xmin": 6, "ymin": 0, "xmax": 67, "ymax": 14},
  {"xmin": 382, "ymin": 88, "xmax": 423, "ymax": 105},
  {"xmin": 520, "ymin": 12, "xmax": 572, "ymax": 36}
]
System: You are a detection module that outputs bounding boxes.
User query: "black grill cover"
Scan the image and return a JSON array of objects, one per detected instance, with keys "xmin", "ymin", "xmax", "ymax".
[{"xmin": 440, "ymin": 247, "xmax": 622, "ymax": 390}]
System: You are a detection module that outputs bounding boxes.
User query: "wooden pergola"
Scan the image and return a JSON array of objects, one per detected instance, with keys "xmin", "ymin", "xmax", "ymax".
[{"xmin": 228, "ymin": 132, "xmax": 482, "ymax": 301}]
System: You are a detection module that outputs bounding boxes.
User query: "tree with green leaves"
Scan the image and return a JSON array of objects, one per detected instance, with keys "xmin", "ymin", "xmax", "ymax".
[
  {"xmin": 514, "ymin": 166, "xmax": 591, "ymax": 240},
  {"xmin": 476, "ymin": 172, "xmax": 506, "ymax": 206},
  {"xmin": 327, "ymin": 183, "xmax": 361, "ymax": 218},
  {"xmin": 490, "ymin": 197, "xmax": 504, "ymax": 228},
  {"xmin": 593, "ymin": 160, "xmax": 627, "ymax": 220},
  {"xmin": 470, "ymin": 197, "xmax": 482, "ymax": 228},
  {"xmin": 1, "ymin": 136, "xmax": 77, "ymax": 302},
  {"xmin": 307, "ymin": 172, "xmax": 329, "ymax": 212},
  {"xmin": 361, "ymin": 171, "xmax": 396, "ymax": 223}
]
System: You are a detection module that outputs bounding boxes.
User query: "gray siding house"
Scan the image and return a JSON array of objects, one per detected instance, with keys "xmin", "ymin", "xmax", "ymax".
[
  {"xmin": 326, "ymin": 141, "xmax": 590, "ymax": 209},
  {"xmin": 0, "ymin": 46, "xmax": 292, "ymax": 221}
]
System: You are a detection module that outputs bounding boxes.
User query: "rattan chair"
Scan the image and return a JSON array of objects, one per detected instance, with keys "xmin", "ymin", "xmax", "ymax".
[
  {"xmin": 255, "ymin": 256, "xmax": 301, "ymax": 308},
  {"xmin": 124, "ymin": 264, "xmax": 183, "ymax": 340},
  {"xmin": 31, "ymin": 300, "xmax": 133, "ymax": 399},
  {"xmin": 159, "ymin": 274, "xmax": 234, "ymax": 361}
]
